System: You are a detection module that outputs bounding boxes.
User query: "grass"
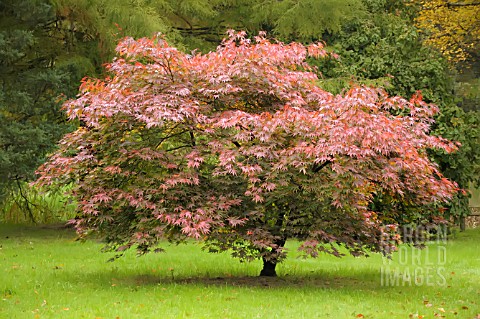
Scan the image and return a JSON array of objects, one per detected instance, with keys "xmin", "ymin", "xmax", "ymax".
[{"xmin": 0, "ymin": 224, "xmax": 479, "ymax": 319}]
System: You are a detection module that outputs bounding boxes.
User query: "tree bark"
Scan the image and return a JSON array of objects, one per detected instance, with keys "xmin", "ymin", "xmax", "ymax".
[
  {"xmin": 260, "ymin": 258, "xmax": 278, "ymax": 277},
  {"xmin": 259, "ymin": 237, "xmax": 286, "ymax": 277}
]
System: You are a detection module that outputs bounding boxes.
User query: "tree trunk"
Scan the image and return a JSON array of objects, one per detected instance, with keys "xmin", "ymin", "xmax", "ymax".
[
  {"xmin": 260, "ymin": 258, "xmax": 278, "ymax": 277},
  {"xmin": 259, "ymin": 238, "xmax": 286, "ymax": 277},
  {"xmin": 460, "ymin": 216, "xmax": 466, "ymax": 232}
]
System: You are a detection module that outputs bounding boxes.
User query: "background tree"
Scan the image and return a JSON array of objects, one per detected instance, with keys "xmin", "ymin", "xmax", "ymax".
[
  {"xmin": 35, "ymin": 33, "xmax": 458, "ymax": 276},
  {"xmin": 414, "ymin": 0, "xmax": 480, "ymax": 64},
  {"xmin": 161, "ymin": 0, "xmax": 366, "ymax": 51},
  {"xmin": 0, "ymin": 0, "xmax": 81, "ymax": 220}
]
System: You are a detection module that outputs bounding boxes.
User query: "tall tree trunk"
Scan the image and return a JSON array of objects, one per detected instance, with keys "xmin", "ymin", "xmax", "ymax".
[{"xmin": 259, "ymin": 237, "xmax": 286, "ymax": 277}]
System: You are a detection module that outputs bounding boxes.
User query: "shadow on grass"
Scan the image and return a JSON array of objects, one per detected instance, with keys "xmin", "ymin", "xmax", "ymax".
[
  {"xmin": 63, "ymin": 267, "xmax": 386, "ymax": 291},
  {"xmin": 0, "ymin": 223, "xmax": 75, "ymax": 239},
  {"xmin": 162, "ymin": 273, "xmax": 381, "ymax": 290}
]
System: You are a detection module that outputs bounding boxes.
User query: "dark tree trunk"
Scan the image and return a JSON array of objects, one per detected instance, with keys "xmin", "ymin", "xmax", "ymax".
[
  {"xmin": 460, "ymin": 216, "xmax": 466, "ymax": 232},
  {"xmin": 259, "ymin": 237, "xmax": 286, "ymax": 277},
  {"xmin": 260, "ymin": 258, "xmax": 278, "ymax": 276}
]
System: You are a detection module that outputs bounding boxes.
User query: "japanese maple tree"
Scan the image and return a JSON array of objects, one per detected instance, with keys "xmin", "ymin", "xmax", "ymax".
[{"xmin": 35, "ymin": 31, "xmax": 458, "ymax": 276}]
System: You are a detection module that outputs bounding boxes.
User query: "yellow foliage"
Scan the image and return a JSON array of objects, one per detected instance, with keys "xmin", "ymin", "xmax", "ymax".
[{"xmin": 414, "ymin": 0, "xmax": 480, "ymax": 63}]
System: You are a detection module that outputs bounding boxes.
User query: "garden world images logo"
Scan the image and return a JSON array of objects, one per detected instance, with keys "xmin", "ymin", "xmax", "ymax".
[{"xmin": 381, "ymin": 225, "xmax": 448, "ymax": 287}]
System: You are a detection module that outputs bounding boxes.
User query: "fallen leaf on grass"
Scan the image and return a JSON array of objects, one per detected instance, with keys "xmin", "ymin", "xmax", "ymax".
[
  {"xmin": 425, "ymin": 303, "xmax": 433, "ymax": 308},
  {"xmin": 356, "ymin": 314, "xmax": 364, "ymax": 318}
]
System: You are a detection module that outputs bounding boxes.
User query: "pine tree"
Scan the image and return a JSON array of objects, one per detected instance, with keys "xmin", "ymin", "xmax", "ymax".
[{"xmin": 0, "ymin": 0, "xmax": 76, "ymax": 213}]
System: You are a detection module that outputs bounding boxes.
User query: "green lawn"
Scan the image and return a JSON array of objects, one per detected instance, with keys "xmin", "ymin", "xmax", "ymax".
[{"xmin": 0, "ymin": 224, "xmax": 479, "ymax": 319}]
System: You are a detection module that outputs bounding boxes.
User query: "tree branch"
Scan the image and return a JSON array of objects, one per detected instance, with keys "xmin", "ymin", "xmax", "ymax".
[
  {"xmin": 173, "ymin": 13, "xmax": 193, "ymax": 30},
  {"xmin": 15, "ymin": 178, "xmax": 37, "ymax": 224},
  {"xmin": 232, "ymin": 141, "xmax": 241, "ymax": 148},
  {"xmin": 312, "ymin": 160, "xmax": 331, "ymax": 173},
  {"xmin": 189, "ymin": 131, "xmax": 196, "ymax": 146}
]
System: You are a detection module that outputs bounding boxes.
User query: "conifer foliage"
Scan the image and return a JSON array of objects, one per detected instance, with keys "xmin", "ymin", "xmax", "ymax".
[
  {"xmin": 0, "ymin": 0, "xmax": 75, "ymax": 208},
  {"xmin": 36, "ymin": 32, "xmax": 458, "ymax": 276}
]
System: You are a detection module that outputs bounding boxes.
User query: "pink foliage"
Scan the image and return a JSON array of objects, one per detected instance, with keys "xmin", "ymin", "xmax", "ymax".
[{"xmin": 35, "ymin": 31, "xmax": 458, "ymax": 260}]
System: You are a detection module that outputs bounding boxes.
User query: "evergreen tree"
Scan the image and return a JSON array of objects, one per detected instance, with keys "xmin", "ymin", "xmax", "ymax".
[
  {"xmin": 160, "ymin": 0, "xmax": 366, "ymax": 51},
  {"xmin": 0, "ymin": 0, "xmax": 77, "ymax": 213}
]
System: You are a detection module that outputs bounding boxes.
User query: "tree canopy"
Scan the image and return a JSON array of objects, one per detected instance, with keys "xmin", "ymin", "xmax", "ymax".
[
  {"xmin": 414, "ymin": 0, "xmax": 480, "ymax": 64},
  {"xmin": 35, "ymin": 33, "xmax": 458, "ymax": 276}
]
